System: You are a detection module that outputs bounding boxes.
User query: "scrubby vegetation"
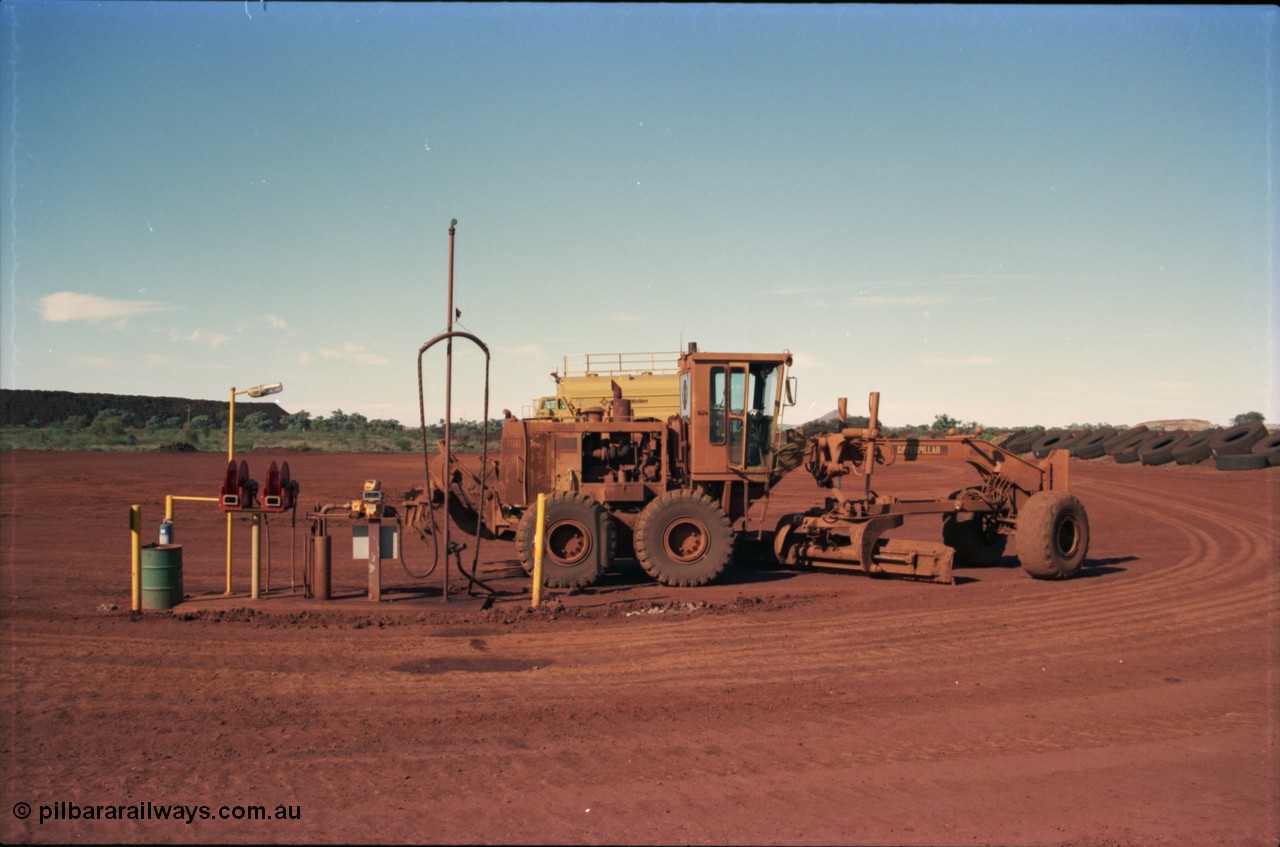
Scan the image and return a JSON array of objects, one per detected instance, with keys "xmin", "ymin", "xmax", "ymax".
[
  {"xmin": 1, "ymin": 389, "xmax": 1264, "ymax": 453},
  {"xmin": 0, "ymin": 407, "xmax": 502, "ymax": 453}
]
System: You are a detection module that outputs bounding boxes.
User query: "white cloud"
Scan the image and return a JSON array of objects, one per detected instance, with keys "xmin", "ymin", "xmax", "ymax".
[
  {"xmin": 850, "ymin": 294, "xmax": 948, "ymax": 308},
  {"xmin": 167, "ymin": 328, "xmax": 232, "ymax": 349},
  {"xmin": 768, "ymin": 286, "xmax": 832, "ymax": 296},
  {"xmin": 39, "ymin": 291, "xmax": 170, "ymax": 323},
  {"xmin": 70, "ymin": 353, "xmax": 174, "ymax": 372},
  {"xmin": 261, "ymin": 314, "xmax": 289, "ymax": 330},
  {"xmin": 318, "ymin": 342, "xmax": 390, "ymax": 367},
  {"xmin": 916, "ymin": 355, "xmax": 1002, "ymax": 366}
]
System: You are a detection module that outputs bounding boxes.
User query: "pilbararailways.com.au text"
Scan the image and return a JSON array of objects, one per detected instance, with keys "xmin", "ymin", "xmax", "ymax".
[{"xmin": 28, "ymin": 801, "xmax": 301, "ymax": 825}]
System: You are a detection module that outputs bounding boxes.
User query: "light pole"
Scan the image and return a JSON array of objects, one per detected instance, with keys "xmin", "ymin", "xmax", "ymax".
[
  {"xmin": 229, "ymin": 382, "xmax": 283, "ymax": 459},
  {"xmin": 226, "ymin": 382, "xmax": 283, "ymax": 594}
]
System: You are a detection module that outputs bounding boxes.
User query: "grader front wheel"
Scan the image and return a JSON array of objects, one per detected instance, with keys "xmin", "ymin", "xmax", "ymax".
[{"xmin": 1016, "ymin": 491, "xmax": 1089, "ymax": 579}]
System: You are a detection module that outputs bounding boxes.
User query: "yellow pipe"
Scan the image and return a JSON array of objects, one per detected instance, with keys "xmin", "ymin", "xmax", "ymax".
[
  {"xmin": 165, "ymin": 494, "xmax": 218, "ymax": 522},
  {"xmin": 130, "ymin": 504, "xmax": 142, "ymax": 612},
  {"xmin": 531, "ymin": 493, "xmax": 546, "ymax": 608}
]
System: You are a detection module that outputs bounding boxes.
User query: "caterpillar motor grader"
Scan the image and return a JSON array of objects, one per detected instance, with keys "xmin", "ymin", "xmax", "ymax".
[{"xmin": 417, "ymin": 343, "xmax": 1089, "ymax": 589}]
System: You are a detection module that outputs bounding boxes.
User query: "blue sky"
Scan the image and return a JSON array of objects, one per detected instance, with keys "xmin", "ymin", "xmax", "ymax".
[{"xmin": 2, "ymin": 2, "xmax": 1275, "ymax": 428}]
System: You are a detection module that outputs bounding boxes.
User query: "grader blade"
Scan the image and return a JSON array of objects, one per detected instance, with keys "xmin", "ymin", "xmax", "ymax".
[{"xmin": 774, "ymin": 515, "xmax": 955, "ymax": 584}]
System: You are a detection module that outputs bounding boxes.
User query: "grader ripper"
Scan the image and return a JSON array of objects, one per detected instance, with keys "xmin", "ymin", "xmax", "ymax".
[{"xmin": 420, "ymin": 345, "xmax": 1088, "ymax": 589}]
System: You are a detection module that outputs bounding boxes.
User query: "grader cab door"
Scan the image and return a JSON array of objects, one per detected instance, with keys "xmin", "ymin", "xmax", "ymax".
[{"xmin": 685, "ymin": 356, "xmax": 785, "ymax": 478}]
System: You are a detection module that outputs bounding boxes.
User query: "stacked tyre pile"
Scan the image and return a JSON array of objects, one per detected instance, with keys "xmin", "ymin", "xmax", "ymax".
[{"xmin": 996, "ymin": 422, "xmax": 1278, "ymax": 471}]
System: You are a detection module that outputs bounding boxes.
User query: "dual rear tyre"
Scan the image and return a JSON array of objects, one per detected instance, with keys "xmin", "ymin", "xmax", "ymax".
[{"xmin": 515, "ymin": 489, "xmax": 734, "ymax": 589}]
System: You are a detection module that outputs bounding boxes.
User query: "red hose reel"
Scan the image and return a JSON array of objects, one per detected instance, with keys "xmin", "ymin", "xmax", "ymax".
[{"xmin": 219, "ymin": 459, "xmax": 298, "ymax": 512}]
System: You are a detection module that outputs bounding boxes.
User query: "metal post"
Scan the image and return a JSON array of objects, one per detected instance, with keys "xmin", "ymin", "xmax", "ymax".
[
  {"xmin": 250, "ymin": 513, "xmax": 262, "ymax": 600},
  {"xmin": 226, "ymin": 388, "xmax": 236, "ymax": 595},
  {"xmin": 865, "ymin": 392, "xmax": 881, "ymax": 500},
  {"xmin": 442, "ymin": 218, "xmax": 457, "ymax": 602},
  {"xmin": 531, "ymin": 493, "xmax": 546, "ymax": 608},
  {"xmin": 368, "ymin": 518, "xmax": 382, "ymax": 602},
  {"xmin": 224, "ymin": 511, "xmax": 234, "ymax": 596},
  {"xmin": 130, "ymin": 505, "xmax": 142, "ymax": 612},
  {"xmin": 313, "ymin": 531, "xmax": 331, "ymax": 601}
]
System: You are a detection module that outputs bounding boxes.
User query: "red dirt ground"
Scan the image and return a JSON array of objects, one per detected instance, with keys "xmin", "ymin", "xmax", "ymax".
[{"xmin": 1, "ymin": 450, "xmax": 1277, "ymax": 845}]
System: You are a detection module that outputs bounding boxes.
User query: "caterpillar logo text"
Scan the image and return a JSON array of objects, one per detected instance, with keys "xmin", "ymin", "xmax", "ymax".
[{"xmin": 896, "ymin": 442, "xmax": 949, "ymax": 458}]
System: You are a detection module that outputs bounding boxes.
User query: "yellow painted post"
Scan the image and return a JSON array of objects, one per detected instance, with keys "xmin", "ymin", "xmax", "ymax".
[
  {"xmin": 250, "ymin": 513, "xmax": 262, "ymax": 600},
  {"xmin": 531, "ymin": 493, "xmax": 546, "ymax": 608},
  {"xmin": 130, "ymin": 505, "xmax": 142, "ymax": 612},
  {"xmin": 227, "ymin": 386, "xmax": 236, "ymax": 594},
  {"xmin": 225, "ymin": 513, "xmax": 234, "ymax": 595}
]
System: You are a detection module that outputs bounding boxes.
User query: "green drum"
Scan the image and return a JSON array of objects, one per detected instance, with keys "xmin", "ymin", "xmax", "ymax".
[{"xmin": 141, "ymin": 545, "xmax": 184, "ymax": 610}]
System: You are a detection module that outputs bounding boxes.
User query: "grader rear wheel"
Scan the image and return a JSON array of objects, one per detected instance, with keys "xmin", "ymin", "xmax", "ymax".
[
  {"xmin": 514, "ymin": 493, "xmax": 614, "ymax": 589},
  {"xmin": 634, "ymin": 490, "xmax": 733, "ymax": 587},
  {"xmin": 1016, "ymin": 491, "xmax": 1089, "ymax": 579}
]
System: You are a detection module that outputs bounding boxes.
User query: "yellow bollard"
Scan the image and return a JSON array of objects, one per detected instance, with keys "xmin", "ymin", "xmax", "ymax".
[
  {"xmin": 225, "ymin": 512, "xmax": 234, "ymax": 595},
  {"xmin": 531, "ymin": 493, "xmax": 546, "ymax": 608},
  {"xmin": 250, "ymin": 513, "xmax": 262, "ymax": 600},
  {"xmin": 130, "ymin": 505, "xmax": 142, "ymax": 612}
]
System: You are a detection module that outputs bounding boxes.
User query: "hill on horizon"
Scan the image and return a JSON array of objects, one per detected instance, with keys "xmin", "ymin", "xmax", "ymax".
[{"xmin": 0, "ymin": 389, "xmax": 292, "ymax": 428}]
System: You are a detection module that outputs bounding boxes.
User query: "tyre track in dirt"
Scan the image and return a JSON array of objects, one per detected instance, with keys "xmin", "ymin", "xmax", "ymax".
[
  {"xmin": 678, "ymin": 467, "xmax": 1278, "ymax": 679},
  {"xmin": 3, "ymin": 455, "xmax": 1276, "ymax": 845}
]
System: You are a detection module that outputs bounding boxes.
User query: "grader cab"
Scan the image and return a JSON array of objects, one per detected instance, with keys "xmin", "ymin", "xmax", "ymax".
[{"xmin": 423, "ymin": 346, "xmax": 798, "ymax": 589}]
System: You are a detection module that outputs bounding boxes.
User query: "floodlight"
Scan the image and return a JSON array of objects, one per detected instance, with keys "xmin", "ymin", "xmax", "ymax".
[{"xmin": 246, "ymin": 382, "xmax": 283, "ymax": 398}]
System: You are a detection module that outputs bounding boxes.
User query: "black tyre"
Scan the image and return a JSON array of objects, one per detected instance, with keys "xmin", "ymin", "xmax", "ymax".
[
  {"xmin": 1171, "ymin": 429, "xmax": 1219, "ymax": 465},
  {"xmin": 941, "ymin": 514, "xmax": 1008, "ymax": 566},
  {"xmin": 995, "ymin": 431, "xmax": 1022, "ymax": 450},
  {"xmin": 1071, "ymin": 428, "xmax": 1116, "ymax": 460},
  {"xmin": 1251, "ymin": 432, "xmax": 1280, "ymax": 466},
  {"xmin": 1138, "ymin": 431, "xmax": 1187, "ymax": 466},
  {"xmin": 1208, "ymin": 422, "xmax": 1266, "ymax": 456},
  {"xmin": 1103, "ymin": 426, "xmax": 1150, "ymax": 456},
  {"xmin": 1112, "ymin": 448, "xmax": 1142, "ymax": 465},
  {"xmin": 1215, "ymin": 452, "xmax": 1269, "ymax": 472},
  {"xmin": 1002, "ymin": 428, "xmax": 1043, "ymax": 456},
  {"xmin": 1115, "ymin": 430, "xmax": 1170, "ymax": 464},
  {"xmin": 1030, "ymin": 429, "xmax": 1079, "ymax": 459},
  {"xmin": 634, "ymin": 490, "xmax": 733, "ymax": 587},
  {"xmin": 514, "ymin": 492, "xmax": 614, "ymax": 589},
  {"xmin": 1016, "ymin": 491, "xmax": 1089, "ymax": 579}
]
